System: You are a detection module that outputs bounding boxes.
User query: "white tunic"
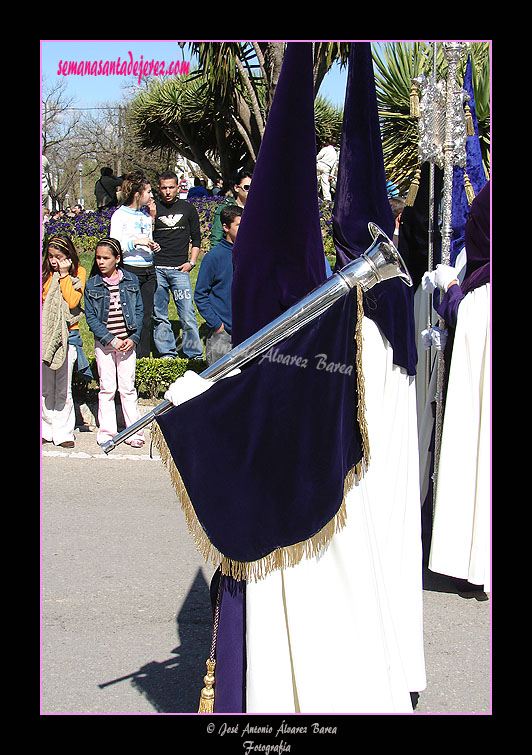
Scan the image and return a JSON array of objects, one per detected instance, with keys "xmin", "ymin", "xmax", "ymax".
[
  {"xmin": 428, "ymin": 283, "xmax": 491, "ymax": 591},
  {"xmin": 246, "ymin": 317, "xmax": 426, "ymax": 713}
]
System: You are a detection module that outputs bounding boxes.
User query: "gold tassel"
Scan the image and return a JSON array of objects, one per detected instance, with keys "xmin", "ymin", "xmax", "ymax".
[
  {"xmin": 405, "ymin": 167, "xmax": 421, "ymax": 207},
  {"xmin": 198, "ymin": 659, "xmax": 216, "ymax": 713},
  {"xmin": 409, "ymin": 83, "xmax": 420, "ymax": 118},
  {"xmin": 464, "ymin": 171, "xmax": 476, "ymax": 205},
  {"xmin": 464, "ymin": 103, "xmax": 475, "ymax": 136},
  {"xmin": 198, "ymin": 579, "xmax": 221, "ymax": 713}
]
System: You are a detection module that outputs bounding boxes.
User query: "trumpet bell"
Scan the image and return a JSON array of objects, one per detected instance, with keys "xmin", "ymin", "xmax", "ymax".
[
  {"xmin": 336, "ymin": 223, "xmax": 412, "ymax": 292},
  {"xmin": 365, "ymin": 222, "xmax": 413, "ymax": 287}
]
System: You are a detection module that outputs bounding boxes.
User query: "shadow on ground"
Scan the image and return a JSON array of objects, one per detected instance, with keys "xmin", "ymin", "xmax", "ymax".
[{"xmin": 98, "ymin": 568, "xmax": 214, "ymax": 713}]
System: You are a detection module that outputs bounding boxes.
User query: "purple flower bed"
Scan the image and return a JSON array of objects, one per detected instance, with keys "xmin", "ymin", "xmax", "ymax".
[
  {"xmin": 44, "ymin": 206, "xmax": 116, "ymax": 241},
  {"xmin": 43, "ymin": 196, "xmax": 334, "ymax": 254}
]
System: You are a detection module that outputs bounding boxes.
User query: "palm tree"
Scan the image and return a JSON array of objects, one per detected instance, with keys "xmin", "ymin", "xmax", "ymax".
[
  {"xmin": 129, "ymin": 71, "xmax": 249, "ymax": 183},
  {"xmin": 187, "ymin": 42, "xmax": 349, "ymax": 156},
  {"xmin": 372, "ymin": 41, "xmax": 490, "ymax": 195},
  {"xmin": 128, "ymin": 42, "xmax": 348, "ymax": 183}
]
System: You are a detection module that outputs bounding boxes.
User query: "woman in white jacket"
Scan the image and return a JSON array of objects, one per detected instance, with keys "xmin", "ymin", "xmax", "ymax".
[{"xmin": 110, "ymin": 170, "xmax": 160, "ymax": 357}]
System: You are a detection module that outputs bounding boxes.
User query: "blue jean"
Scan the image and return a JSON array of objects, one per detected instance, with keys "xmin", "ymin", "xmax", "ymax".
[{"xmin": 153, "ymin": 267, "xmax": 204, "ymax": 358}]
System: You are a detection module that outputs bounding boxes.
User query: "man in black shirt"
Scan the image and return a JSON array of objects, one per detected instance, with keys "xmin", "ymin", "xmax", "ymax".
[{"xmin": 152, "ymin": 171, "xmax": 204, "ymax": 359}]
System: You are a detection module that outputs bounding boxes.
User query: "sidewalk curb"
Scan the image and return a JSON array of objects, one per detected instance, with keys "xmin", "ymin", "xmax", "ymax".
[{"xmin": 75, "ymin": 400, "xmax": 160, "ymax": 430}]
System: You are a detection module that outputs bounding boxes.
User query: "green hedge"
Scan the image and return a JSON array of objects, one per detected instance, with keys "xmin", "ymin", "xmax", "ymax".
[
  {"xmin": 73, "ymin": 355, "xmax": 207, "ymax": 400},
  {"xmin": 135, "ymin": 356, "xmax": 207, "ymax": 398}
]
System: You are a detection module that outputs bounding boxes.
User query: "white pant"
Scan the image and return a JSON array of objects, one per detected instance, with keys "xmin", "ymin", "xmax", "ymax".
[
  {"xmin": 42, "ymin": 344, "xmax": 77, "ymax": 445},
  {"xmin": 317, "ymin": 163, "xmax": 332, "ymax": 201},
  {"xmin": 94, "ymin": 340, "xmax": 143, "ymax": 445}
]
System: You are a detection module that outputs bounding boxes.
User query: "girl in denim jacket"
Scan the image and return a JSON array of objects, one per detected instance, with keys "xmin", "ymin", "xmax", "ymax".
[{"xmin": 84, "ymin": 238, "xmax": 145, "ymax": 448}]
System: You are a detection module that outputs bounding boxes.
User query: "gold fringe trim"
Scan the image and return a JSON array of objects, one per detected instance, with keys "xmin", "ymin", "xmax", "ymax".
[
  {"xmin": 151, "ymin": 289, "xmax": 369, "ymax": 583},
  {"xmin": 355, "ymin": 283, "xmax": 370, "ymax": 469}
]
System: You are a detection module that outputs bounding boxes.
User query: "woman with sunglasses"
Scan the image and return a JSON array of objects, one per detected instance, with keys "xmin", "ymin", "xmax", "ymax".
[{"xmin": 209, "ymin": 170, "xmax": 252, "ymax": 250}]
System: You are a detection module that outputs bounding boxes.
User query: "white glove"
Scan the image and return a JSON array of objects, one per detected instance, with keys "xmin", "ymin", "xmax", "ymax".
[
  {"xmin": 433, "ymin": 264, "xmax": 459, "ymax": 292},
  {"xmin": 421, "ymin": 326, "xmax": 448, "ymax": 351},
  {"xmin": 163, "ymin": 368, "xmax": 241, "ymax": 406},
  {"xmin": 421, "ymin": 328, "xmax": 433, "ymax": 350},
  {"xmin": 164, "ymin": 370, "xmax": 214, "ymax": 406},
  {"xmin": 421, "ymin": 264, "xmax": 459, "ymax": 293},
  {"xmin": 421, "ymin": 270, "xmax": 437, "ymax": 293}
]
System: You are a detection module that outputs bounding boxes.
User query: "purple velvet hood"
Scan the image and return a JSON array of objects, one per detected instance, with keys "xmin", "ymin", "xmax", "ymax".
[{"xmin": 332, "ymin": 42, "xmax": 417, "ymax": 376}]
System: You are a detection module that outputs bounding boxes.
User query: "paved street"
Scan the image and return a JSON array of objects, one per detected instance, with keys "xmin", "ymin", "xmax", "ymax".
[{"xmin": 41, "ymin": 415, "xmax": 491, "ymax": 716}]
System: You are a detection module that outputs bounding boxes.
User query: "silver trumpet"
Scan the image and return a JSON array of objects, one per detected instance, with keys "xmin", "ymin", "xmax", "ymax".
[{"xmin": 101, "ymin": 223, "xmax": 412, "ymax": 454}]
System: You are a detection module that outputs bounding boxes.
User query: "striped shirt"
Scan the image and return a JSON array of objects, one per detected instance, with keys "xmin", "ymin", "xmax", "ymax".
[{"xmin": 104, "ymin": 281, "xmax": 128, "ymax": 339}]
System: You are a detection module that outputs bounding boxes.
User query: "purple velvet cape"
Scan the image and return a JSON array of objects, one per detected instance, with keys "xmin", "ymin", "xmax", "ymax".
[{"xmin": 332, "ymin": 43, "xmax": 417, "ymax": 376}]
